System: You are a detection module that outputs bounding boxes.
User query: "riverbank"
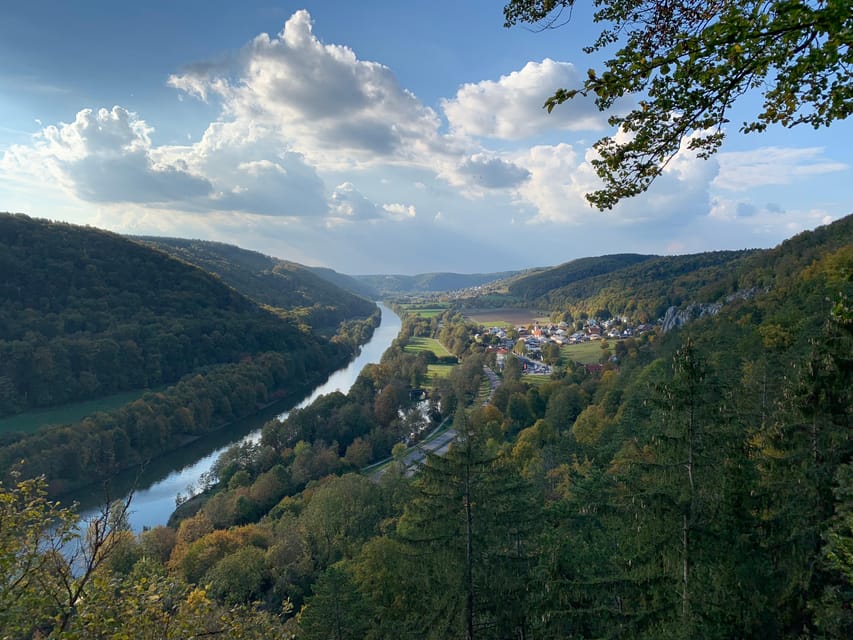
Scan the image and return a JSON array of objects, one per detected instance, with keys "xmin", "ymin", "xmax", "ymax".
[{"xmin": 73, "ymin": 304, "xmax": 401, "ymax": 533}]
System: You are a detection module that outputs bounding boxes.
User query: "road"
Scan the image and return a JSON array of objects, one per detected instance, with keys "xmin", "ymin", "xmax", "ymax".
[
  {"xmin": 368, "ymin": 365, "xmax": 500, "ymax": 480},
  {"xmin": 482, "ymin": 365, "xmax": 499, "ymax": 404},
  {"xmin": 400, "ymin": 428, "xmax": 457, "ymax": 477},
  {"xmin": 368, "ymin": 427, "xmax": 458, "ymax": 480}
]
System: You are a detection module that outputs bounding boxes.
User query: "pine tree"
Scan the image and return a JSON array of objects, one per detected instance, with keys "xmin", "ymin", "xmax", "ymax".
[
  {"xmin": 392, "ymin": 410, "xmax": 542, "ymax": 640},
  {"xmin": 604, "ymin": 340, "xmax": 741, "ymax": 638},
  {"xmin": 760, "ymin": 304, "xmax": 853, "ymax": 634}
]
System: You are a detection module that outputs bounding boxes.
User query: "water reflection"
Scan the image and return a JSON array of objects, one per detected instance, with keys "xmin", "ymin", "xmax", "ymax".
[{"xmin": 72, "ymin": 304, "xmax": 401, "ymax": 533}]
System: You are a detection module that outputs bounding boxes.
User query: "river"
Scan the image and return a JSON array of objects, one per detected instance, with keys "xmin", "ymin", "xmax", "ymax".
[{"xmin": 73, "ymin": 303, "xmax": 401, "ymax": 533}]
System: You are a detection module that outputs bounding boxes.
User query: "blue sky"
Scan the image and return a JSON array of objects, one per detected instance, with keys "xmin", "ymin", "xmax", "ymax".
[{"xmin": 1, "ymin": 1, "xmax": 850, "ymax": 275}]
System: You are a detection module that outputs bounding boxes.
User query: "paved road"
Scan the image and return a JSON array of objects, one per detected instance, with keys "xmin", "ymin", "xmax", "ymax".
[
  {"xmin": 369, "ymin": 428, "xmax": 458, "ymax": 480},
  {"xmin": 370, "ymin": 366, "xmax": 500, "ymax": 480},
  {"xmin": 482, "ymin": 365, "xmax": 499, "ymax": 404},
  {"xmin": 401, "ymin": 428, "xmax": 457, "ymax": 477}
]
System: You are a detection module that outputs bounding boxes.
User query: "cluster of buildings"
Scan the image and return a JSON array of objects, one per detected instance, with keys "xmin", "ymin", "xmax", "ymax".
[
  {"xmin": 481, "ymin": 318, "xmax": 653, "ymax": 347},
  {"xmin": 478, "ymin": 317, "xmax": 656, "ymax": 374}
]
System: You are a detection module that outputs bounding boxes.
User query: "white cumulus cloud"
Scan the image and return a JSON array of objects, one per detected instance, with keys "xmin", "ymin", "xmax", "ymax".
[
  {"xmin": 714, "ymin": 146, "xmax": 847, "ymax": 191},
  {"xmin": 329, "ymin": 182, "xmax": 416, "ymax": 224},
  {"xmin": 442, "ymin": 59, "xmax": 609, "ymax": 140},
  {"xmin": 2, "ymin": 106, "xmax": 212, "ymax": 204},
  {"xmin": 168, "ymin": 9, "xmax": 444, "ymax": 171}
]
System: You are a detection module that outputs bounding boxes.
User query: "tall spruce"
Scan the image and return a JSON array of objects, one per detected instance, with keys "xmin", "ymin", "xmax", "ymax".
[
  {"xmin": 605, "ymin": 340, "xmax": 735, "ymax": 638},
  {"xmin": 394, "ymin": 410, "xmax": 542, "ymax": 640},
  {"xmin": 759, "ymin": 304, "xmax": 853, "ymax": 635}
]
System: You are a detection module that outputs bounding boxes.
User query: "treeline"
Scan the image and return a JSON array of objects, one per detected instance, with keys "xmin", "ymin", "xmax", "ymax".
[
  {"xmin": 172, "ymin": 310, "xmax": 484, "ymax": 532},
  {"xmin": 139, "ymin": 237, "xmax": 377, "ymax": 334},
  {"xmin": 507, "ymin": 252, "xmax": 654, "ymax": 300},
  {"xmin": 0, "ymin": 308, "xmax": 381, "ymax": 497},
  {"xmin": 502, "ymin": 216, "xmax": 853, "ymax": 325},
  {"xmin": 0, "ymin": 348, "xmax": 339, "ymax": 495},
  {"xmin": 0, "ymin": 214, "xmax": 350, "ymax": 416},
  {"xmin": 3, "ymin": 216, "xmax": 851, "ymax": 639},
  {"xmin": 522, "ymin": 249, "xmax": 757, "ymax": 321}
]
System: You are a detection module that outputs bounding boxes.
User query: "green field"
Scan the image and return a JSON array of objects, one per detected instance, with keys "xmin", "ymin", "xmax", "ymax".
[
  {"xmin": 0, "ymin": 388, "xmax": 155, "ymax": 435},
  {"xmin": 560, "ymin": 341, "xmax": 611, "ymax": 365},
  {"xmin": 404, "ymin": 336, "xmax": 454, "ymax": 358},
  {"xmin": 408, "ymin": 308, "xmax": 446, "ymax": 318},
  {"xmin": 425, "ymin": 364, "xmax": 456, "ymax": 387},
  {"xmin": 523, "ymin": 374, "xmax": 552, "ymax": 387},
  {"xmin": 397, "ymin": 303, "xmax": 450, "ymax": 318}
]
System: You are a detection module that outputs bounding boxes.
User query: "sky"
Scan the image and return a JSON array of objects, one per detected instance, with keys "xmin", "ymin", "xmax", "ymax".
[{"xmin": 1, "ymin": 1, "xmax": 850, "ymax": 275}]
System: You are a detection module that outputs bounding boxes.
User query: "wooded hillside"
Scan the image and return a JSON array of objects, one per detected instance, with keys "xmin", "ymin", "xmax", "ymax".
[
  {"xmin": 139, "ymin": 237, "xmax": 376, "ymax": 334},
  {"xmin": 354, "ymin": 270, "xmax": 520, "ymax": 295},
  {"xmin": 138, "ymin": 215, "xmax": 852, "ymax": 639},
  {"xmin": 0, "ymin": 213, "xmax": 380, "ymax": 494},
  {"xmin": 2, "ymin": 214, "xmax": 851, "ymax": 639}
]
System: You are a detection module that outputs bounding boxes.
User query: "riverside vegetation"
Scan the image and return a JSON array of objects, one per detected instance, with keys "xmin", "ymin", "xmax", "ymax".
[
  {"xmin": 0, "ymin": 213, "xmax": 380, "ymax": 495},
  {"xmin": 5, "ymin": 0, "xmax": 852, "ymax": 634},
  {"xmin": 1, "ymin": 212, "xmax": 851, "ymax": 638}
]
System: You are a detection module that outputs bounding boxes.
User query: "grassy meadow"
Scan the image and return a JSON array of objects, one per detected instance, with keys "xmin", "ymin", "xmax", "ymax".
[
  {"xmin": 560, "ymin": 340, "xmax": 611, "ymax": 365},
  {"xmin": 425, "ymin": 364, "xmax": 456, "ymax": 387},
  {"xmin": 404, "ymin": 336, "xmax": 454, "ymax": 358},
  {"xmin": 396, "ymin": 302, "xmax": 450, "ymax": 318},
  {"xmin": 522, "ymin": 374, "xmax": 552, "ymax": 387},
  {"xmin": 403, "ymin": 336, "xmax": 457, "ymax": 389},
  {"xmin": 0, "ymin": 388, "xmax": 154, "ymax": 435}
]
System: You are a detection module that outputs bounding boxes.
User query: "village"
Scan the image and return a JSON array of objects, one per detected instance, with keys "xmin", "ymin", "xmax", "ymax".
[{"xmin": 476, "ymin": 316, "xmax": 656, "ymax": 375}]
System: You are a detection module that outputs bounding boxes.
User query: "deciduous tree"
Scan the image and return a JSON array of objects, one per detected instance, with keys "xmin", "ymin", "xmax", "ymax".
[{"xmin": 504, "ymin": 0, "xmax": 852, "ymax": 208}]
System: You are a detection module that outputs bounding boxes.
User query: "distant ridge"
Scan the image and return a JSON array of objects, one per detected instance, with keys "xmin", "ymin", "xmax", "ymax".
[
  {"xmin": 0, "ymin": 213, "xmax": 341, "ymax": 416},
  {"xmin": 506, "ymin": 253, "xmax": 655, "ymax": 300},
  {"xmin": 137, "ymin": 237, "xmax": 377, "ymax": 333},
  {"xmin": 353, "ymin": 271, "xmax": 522, "ymax": 296},
  {"xmin": 306, "ymin": 266, "xmax": 381, "ymax": 300}
]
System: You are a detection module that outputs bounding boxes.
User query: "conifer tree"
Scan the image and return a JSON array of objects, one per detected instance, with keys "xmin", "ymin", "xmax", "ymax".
[
  {"xmin": 760, "ymin": 304, "xmax": 853, "ymax": 634},
  {"xmin": 393, "ymin": 410, "xmax": 542, "ymax": 640}
]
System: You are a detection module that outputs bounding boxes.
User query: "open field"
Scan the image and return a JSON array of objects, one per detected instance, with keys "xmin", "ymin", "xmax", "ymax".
[
  {"xmin": 463, "ymin": 308, "xmax": 548, "ymax": 327},
  {"xmin": 396, "ymin": 303, "xmax": 450, "ymax": 318},
  {"xmin": 0, "ymin": 388, "xmax": 154, "ymax": 435},
  {"xmin": 425, "ymin": 364, "xmax": 456, "ymax": 387},
  {"xmin": 560, "ymin": 341, "xmax": 611, "ymax": 365},
  {"xmin": 523, "ymin": 374, "xmax": 552, "ymax": 387},
  {"xmin": 406, "ymin": 308, "xmax": 446, "ymax": 318},
  {"xmin": 404, "ymin": 336, "xmax": 453, "ymax": 358}
]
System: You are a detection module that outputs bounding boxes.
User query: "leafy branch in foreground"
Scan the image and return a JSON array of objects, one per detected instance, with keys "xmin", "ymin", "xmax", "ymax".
[
  {"xmin": 0, "ymin": 476, "xmax": 289, "ymax": 639},
  {"xmin": 505, "ymin": 0, "xmax": 852, "ymax": 209}
]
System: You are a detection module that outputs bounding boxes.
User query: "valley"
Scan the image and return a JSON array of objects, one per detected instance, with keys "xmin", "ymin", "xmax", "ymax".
[
  {"xmin": 2, "ymin": 2, "xmax": 851, "ymax": 637},
  {"xmin": 1, "ymin": 212, "xmax": 851, "ymax": 639}
]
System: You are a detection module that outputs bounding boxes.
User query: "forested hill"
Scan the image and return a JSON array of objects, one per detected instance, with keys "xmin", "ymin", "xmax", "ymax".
[
  {"xmin": 354, "ymin": 270, "xmax": 521, "ymax": 295},
  {"xmin": 507, "ymin": 252, "xmax": 655, "ymax": 300},
  {"xmin": 503, "ymin": 249, "xmax": 758, "ymax": 320},
  {"xmin": 0, "ymin": 213, "xmax": 344, "ymax": 417},
  {"xmin": 306, "ymin": 266, "xmax": 380, "ymax": 300},
  {"xmin": 137, "ymin": 237, "xmax": 377, "ymax": 334},
  {"xmin": 2, "ymin": 214, "xmax": 851, "ymax": 637}
]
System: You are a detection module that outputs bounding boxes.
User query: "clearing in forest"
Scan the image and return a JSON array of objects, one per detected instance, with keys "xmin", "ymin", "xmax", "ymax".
[
  {"xmin": 560, "ymin": 341, "xmax": 611, "ymax": 365},
  {"xmin": 463, "ymin": 308, "xmax": 548, "ymax": 327},
  {"xmin": 404, "ymin": 336, "xmax": 454, "ymax": 358}
]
